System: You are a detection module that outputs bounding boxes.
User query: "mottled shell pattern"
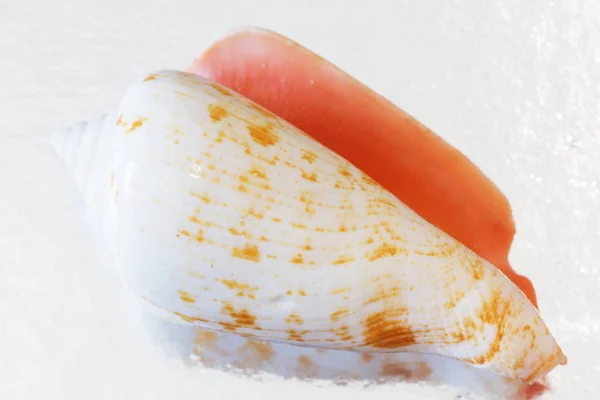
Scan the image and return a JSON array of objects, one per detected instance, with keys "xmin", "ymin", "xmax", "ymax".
[{"xmin": 51, "ymin": 70, "xmax": 566, "ymax": 383}]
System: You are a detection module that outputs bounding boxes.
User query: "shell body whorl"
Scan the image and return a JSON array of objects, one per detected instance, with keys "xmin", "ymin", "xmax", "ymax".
[{"xmin": 53, "ymin": 70, "xmax": 566, "ymax": 383}]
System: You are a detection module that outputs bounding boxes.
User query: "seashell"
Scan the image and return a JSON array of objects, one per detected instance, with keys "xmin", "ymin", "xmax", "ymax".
[{"xmin": 51, "ymin": 69, "xmax": 566, "ymax": 383}]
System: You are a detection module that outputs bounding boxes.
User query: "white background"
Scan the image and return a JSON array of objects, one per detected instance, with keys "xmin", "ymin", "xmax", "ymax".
[{"xmin": 1, "ymin": 0, "xmax": 599, "ymax": 398}]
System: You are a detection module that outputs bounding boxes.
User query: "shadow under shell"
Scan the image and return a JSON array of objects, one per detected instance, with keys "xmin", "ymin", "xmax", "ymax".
[{"xmin": 142, "ymin": 311, "xmax": 549, "ymax": 399}]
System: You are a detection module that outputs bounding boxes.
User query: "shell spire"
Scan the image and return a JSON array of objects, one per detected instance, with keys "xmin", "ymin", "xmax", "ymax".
[
  {"xmin": 51, "ymin": 113, "xmax": 114, "ymax": 194},
  {"xmin": 51, "ymin": 112, "xmax": 118, "ymax": 242}
]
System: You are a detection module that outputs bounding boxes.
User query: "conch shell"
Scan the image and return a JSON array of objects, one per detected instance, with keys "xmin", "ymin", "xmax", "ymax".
[{"xmin": 51, "ymin": 70, "xmax": 566, "ymax": 383}]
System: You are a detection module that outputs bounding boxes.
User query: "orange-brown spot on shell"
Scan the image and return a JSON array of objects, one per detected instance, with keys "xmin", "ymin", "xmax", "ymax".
[
  {"xmin": 286, "ymin": 329, "xmax": 308, "ymax": 342},
  {"xmin": 286, "ymin": 290, "xmax": 293, "ymax": 296},
  {"xmin": 237, "ymin": 184, "xmax": 249, "ymax": 193},
  {"xmin": 512, "ymin": 349, "xmax": 529, "ymax": 372},
  {"xmin": 437, "ymin": 242, "xmax": 459, "ymax": 257},
  {"xmin": 242, "ymin": 209, "xmax": 262, "ymax": 220},
  {"xmin": 194, "ymin": 229, "xmax": 204, "ymax": 243},
  {"xmin": 470, "ymin": 290, "xmax": 513, "ymax": 366},
  {"xmin": 290, "ymin": 252, "xmax": 304, "ymax": 264},
  {"xmin": 174, "ymin": 311, "xmax": 208, "ymax": 323},
  {"xmin": 116, "ymin": 114, "xmax": 123, "ymax": 126},
  {"xmin": 445, "ymin": 290, "xmax": 466, "ymax": 310},
  {"xmin": 126, "ymin": 117, "xmax": 148, "ymax": 134},
  {"xmin": 220, "ymin": 280, "xmax": 258, "ymax": 299},
  {"xmin": 523, "ymin": 325, "xmax": 538, "ymax": 350},
  {"xmin": 331, "ymin": 287, "xmax": 352, "ymax": 295},
  {"xmin": 285, "ymin": 313, "xmax": 304, "ymax": 324},
  {"xmin": 361, "ymin": 353, "xmax": 374, "ymax": 363},
  {"xmin": 221, "ymin": 301, "xmax": 258, "ymax": 330},
  {"xmin": 332, "ymin": 255, "xmax": 355, "ymax": 265},
  {"xmin": 190, "ymin": 191, "xmax": 211, "ymax": 204},
  {"xmin": 376, "ymin": 197, "xmax": 397, "ymax": 209},
  {"xmin": 255, "ymin": 154, "xmax": 279, "ymax": 166},
  {"xmin": 302, "ymin": 244, "xmax": 312, "ymax": 251},
  {"xmin": 188, "ymin": 271, "xmax": 204, "ymax": 279},
  {"xmin": 231, "ymin": 244, "xmax": 260, "ymax": 263},
  {"xmin": 299, "ymin": 193, "xmax": 312, "ymax": 203},
  {"xmin": 361, "ymin": 172, "xmax": 379, "ymax": 187},
  {"xmin": 470, "ymin": 258, "xmax": 484, "ymax": 280},
  {"xmin": 218, "ymin": 322, "xmax": 238, "ymax": 332},
  {"xmin": 249, "ymin": 103, "xmax": 277, "ymax": 120},
  {"xmin": 228, "ymin": 227, "xmax": 252, "ymax": 239},
  {"xmin": 300, "ymin": 169, "xmax": 318, "ymax": 182},
  {"xmin": 301, "ymin": 150, "xmax": 318, "ymax": 164},
  {"xmin": 447, "ymin": 316, "xmax": 478, "ymax": 344},
  {"xmin": 298, "ymin": 289, "xmax": 307, "ymax": 296},
  {"xmin": 330, "ymin": 308, "xmax": 350, "ymax": 322},
  {"xmin": 210, "ymin": 82, "xmax": 233, "ymax": 97},
  {"xmin": 143, "ymin": 73, "xmax": 159, "ymax": 82},
  {"xmin": 174, "ymin": 90, "xmax": 194, "ymax": 100},
  {"xmin": 464, "ymin": 316, "xmax": 477, "ymax": 332},
  {"xmin": 338, "ymin": 168, "xmax": 353, "ymax": 178},
  {"xmin": 177, "ymin": 229, "xmax": 192, "ymax": 238},
  {"xmin": 369, "ymin": 243, "xmax": 399, "ymax": 261},
  {"xmin": 362, "ymin": 310, "xmax": 415, "ymax": 349},
  {"xmin": 247, "ymin": 122, "xmax": 279, "ymax": 147},
  {"xmin": 249, "ymin": 167, "xmax": 268, "ymax": 180},
  {"xmin": 208, "ymin": 104, "xmax": 228, "ymax": 122},
  {"xmin": 215, "ymin": 130, "xmax": 227, "ymax": 143},
  {"xmin": 208, "ymin": 163, "xmax": 216, "ymax": 171},
  {"xmin": 364, "ymin": 286, "xmax": 400, "ymax": 305},
  {"xmin": 333, "ymin": 325, "xmax": 354, "ymax": 341},
  {"xmin": 299, "ymin": 193, "xmax": 315, "ymax": 215},
  {"xmin": 272, "ymin": 217, "xmax": 281, "ymax": 223},
  {"xmin": 291, "ymin": 222, "xmax": 307, "ymax": 229},
  {"xmin": 178, "ymin": 290, "xmax": 196, "ymax": 304}
]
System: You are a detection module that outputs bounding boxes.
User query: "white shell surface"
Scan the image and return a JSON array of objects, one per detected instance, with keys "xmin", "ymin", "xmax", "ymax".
[{"xmin": 54, "ymin": 70, "xmax": 566, "ymax": 383}]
